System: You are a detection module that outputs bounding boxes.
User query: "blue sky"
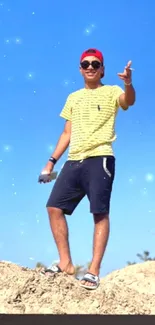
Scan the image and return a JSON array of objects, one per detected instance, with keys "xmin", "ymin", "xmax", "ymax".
[{"xmin": 0, "ymin": 0, "xmax": 155, "ymax": 276}]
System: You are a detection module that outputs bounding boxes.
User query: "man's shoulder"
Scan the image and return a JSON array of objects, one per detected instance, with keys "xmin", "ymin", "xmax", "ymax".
[
  {"xmin": 103, "ymin": 84, "xmax": 122, "ymax": 90},
  {"xmin": 67, "ymin": 88, "xmax": 85, "ymax": 100},
  {"xmin": 103, "ymin": 84, "xmax": 124, "ymax": 95},
  {"xmin": 66, "ymin": 85, "xmax": 123, "ymax": 100}
]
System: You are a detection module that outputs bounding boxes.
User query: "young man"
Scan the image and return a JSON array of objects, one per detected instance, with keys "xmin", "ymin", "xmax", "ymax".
[{"xmin": 40, "ymin": 48, "xmax": 135, "ymax": 290}]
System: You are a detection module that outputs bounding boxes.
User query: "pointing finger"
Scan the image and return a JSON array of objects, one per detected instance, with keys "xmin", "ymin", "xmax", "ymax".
[
  {"xmin": 117, "ymin": 72, "xmax": 126, "ymax": 77},
  {"xmin": 126, "ymin": 60, "xmax": 132, "ymax": 68}
]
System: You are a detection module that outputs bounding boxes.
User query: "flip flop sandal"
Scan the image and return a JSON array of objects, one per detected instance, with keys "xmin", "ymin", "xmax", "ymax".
[
  {"xmin": 40, "ymin": 264, "xmax": 62, "ymax": 276},
  {"xmin": 80, "ymin": 272, "xmax": 100, "ymax": 290}
]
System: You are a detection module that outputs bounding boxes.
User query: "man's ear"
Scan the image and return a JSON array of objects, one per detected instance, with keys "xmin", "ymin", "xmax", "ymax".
[
  {"xmin": 79, "ymin": 66, "xmax": 83, "ymax": 76},
  {"xmin": 101, "ymin": 65, "xmax": 105, "ymax": 78}
]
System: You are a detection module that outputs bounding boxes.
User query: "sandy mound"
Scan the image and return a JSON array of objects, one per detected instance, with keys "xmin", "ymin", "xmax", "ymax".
[{"xmin": 0, "ymin": 260, "xmax": 155, "ymax": 314}]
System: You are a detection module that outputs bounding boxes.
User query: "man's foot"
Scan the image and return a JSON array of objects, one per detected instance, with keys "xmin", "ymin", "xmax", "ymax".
[
  {"xmin": 59, "ymin": 261, "xmax": 75, "ymax": 275},
  {"xmin": 80, "ymin": 272, "xmax": 100, "ymax": 290},
  {"xmin": 80, "ymin": 265, "xmax": 100, "ymax": 289},
  {"xmin": 41, "ymin": 261, "xmax": 75, "ymax": 276}
]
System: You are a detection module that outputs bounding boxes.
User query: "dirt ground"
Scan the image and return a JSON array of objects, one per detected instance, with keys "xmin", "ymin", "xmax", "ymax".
[{"xmin": 0, "ymin": 260, "xmax": 155, "ymax": 314}]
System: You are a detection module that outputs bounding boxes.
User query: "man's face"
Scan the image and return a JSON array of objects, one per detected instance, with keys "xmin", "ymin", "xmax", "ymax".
[{"xmin": 80, "ymin": 55, "xmax": 104, "ymax": 82}]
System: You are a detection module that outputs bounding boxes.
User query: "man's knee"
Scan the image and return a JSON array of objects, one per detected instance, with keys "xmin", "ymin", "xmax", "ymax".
[
  {"xmin": 47, "ymin": 206, "xmax": 63, "ymax": 218},
  {"xmin": 93, "ymin": 213, "xmax": 109, "ymax": 223}
]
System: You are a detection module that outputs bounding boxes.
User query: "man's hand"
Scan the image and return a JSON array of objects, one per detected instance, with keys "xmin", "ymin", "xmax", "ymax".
[
  {"xmin": 118, "ymin": 61, "xmax": 135, "ymax": 110},
  {"xmin": 117, "ymin": 60, "xmax": 132, "ymax": 84},
  {"xmin": 40, "ymin": 161, "xmax": 54, "ymax": 183},
  {"xmin": 117, "ymin": 60, "xmax": 135, "ymax": 109},
  {"xmin": 39, "ymin": 121, "xmax": 71, "ymax": 183}
]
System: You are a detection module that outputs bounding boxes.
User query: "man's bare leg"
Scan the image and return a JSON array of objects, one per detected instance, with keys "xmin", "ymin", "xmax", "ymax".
[
  {"xmin": 47, "ymin": 207, "xmax": 75, "ymax": 274},
  {"xmin": 81, "ymin": 214, "xmax": 110, "ymax": 286}
]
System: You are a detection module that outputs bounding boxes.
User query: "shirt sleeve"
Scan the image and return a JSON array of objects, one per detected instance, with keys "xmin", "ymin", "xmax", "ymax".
[
  {"xmin": 112, "ymin": 85, "xmax": 124, "ymax": 109},
  {"xmin": 60, "ymin": 94, "xmax": 73, "ymax": 121}
]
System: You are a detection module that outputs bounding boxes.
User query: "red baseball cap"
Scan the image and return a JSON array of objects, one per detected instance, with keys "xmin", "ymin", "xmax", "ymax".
[{"xmin": 80, "ymin": 48, "xmax": 103, "ymax": 63}]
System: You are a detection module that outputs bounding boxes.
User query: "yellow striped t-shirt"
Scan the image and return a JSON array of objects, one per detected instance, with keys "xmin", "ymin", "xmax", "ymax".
[{"xmin": 60, "ymin": 85, "xmax": 124, "ymax": 160}]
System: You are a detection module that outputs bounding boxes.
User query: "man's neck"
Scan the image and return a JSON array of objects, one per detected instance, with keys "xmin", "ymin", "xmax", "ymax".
[{"xmin": 85, "ymin": 81, "xmax": 103, "ymax": 89}]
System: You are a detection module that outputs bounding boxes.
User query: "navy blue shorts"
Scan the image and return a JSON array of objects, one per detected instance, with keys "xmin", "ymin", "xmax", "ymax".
[{"xmin": 46, "ymin": 156, "xmax": 115, "ymax": 215}]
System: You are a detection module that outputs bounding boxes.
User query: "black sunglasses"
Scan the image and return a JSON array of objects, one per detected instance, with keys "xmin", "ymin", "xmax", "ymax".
[{"xmin": 80, "ymin": 60, "xmax": 103, "ymax": 70}]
